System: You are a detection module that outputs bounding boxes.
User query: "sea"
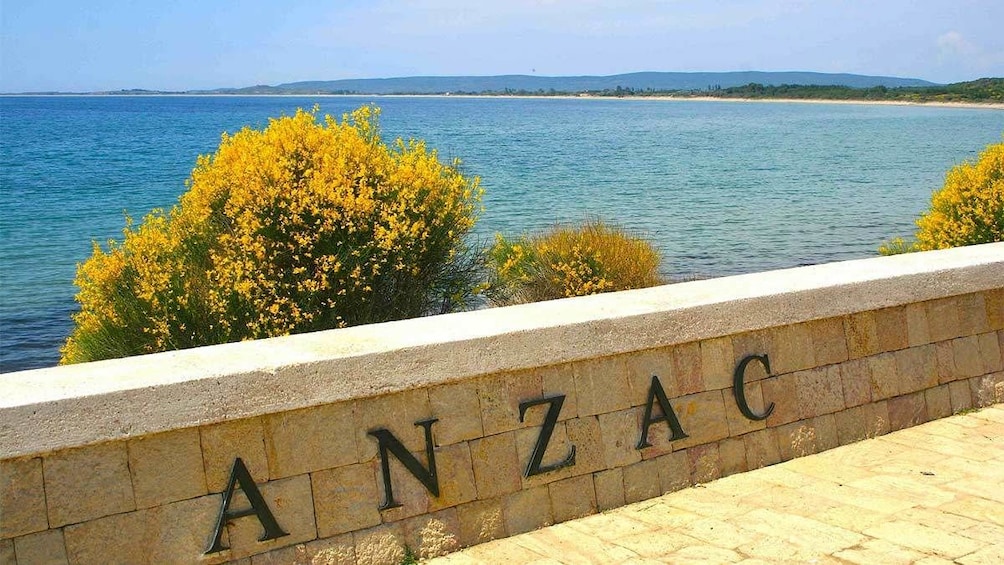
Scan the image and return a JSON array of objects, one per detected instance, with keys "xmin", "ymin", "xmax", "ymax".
[{"xmin": 1, "ymin": 95, "xmax": 1002, "ymax": 372}]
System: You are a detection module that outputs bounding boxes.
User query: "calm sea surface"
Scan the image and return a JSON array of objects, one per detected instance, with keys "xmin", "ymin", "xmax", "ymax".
[{"xmin": 1, "ymin": 95, "xmax": 1002, "ymax": 372}]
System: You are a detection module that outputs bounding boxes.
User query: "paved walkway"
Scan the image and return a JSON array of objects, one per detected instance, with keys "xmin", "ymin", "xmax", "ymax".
[{"xmin": 430, "ymin": 405, "xmax": 1004, "ymax": 564}]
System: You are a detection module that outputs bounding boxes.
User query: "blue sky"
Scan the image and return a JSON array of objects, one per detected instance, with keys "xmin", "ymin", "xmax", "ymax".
[{"xmin": 2, "ymin": 0, "xmax": 1003, "ymax": 92}]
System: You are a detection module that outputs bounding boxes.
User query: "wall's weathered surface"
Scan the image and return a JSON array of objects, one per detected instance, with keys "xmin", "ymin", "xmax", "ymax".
[{"xmin": 1, "ymin": 243, "xmax": 1003, "ymax": 564}]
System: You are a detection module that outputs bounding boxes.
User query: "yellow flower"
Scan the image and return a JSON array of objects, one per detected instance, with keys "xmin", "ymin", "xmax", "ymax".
[{"xmin": 62, "ymin": 105, "xmax": 482, "ymax": 364}]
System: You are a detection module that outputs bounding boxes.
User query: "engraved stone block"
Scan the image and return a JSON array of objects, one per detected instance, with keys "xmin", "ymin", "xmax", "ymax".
[
  {"xmin": 978, "ymin": 332, "xmax": 1003, "ymax": 374},
  {"xmin": 935, "ymin": 341, "xmax": 959, "ymax": 384},
  {"xmin": 743, "ymin": 428, "xmax": 781, "ymax": 470},
  {"xmin": 64, "ymin": 495, "xmax": 219, "ymax": 565},
  {"xmin": 623, "ymin": 458, "xmax": 662, "ymax": 504},
  {"xmin": 312, "ymin": 462, "xmax": 381, "ymax": 538},
  {"xmin": 353, "ymin": 523, "xmax": 405, "ymax": 565},
  {"xmin": 564, "ymin": 415, "xmax": 606, "ymax": 477},
  {"xmin": 925, "ymin": 384, "xmax": 952, "ymax": 420},
  {"xmin": 573, "ymin": 356, "xmax": 631, "ymax": 416},
  {"xmin": 224, "ymin": 475, "xmax": 316, "ymax": 560},
  {"xmin": 840, "ymin": 357, "xmax": 872, "ymax": 408},
  {"xmin": 427, "ymin": 442, "xmax": 477, "ymax": 511},
  {"xmin": 887, "ymin": 391, "xmax": 928, "ymax": 431},
  {"xmin": 776, "ymin": 419, "xmax": 820, "ymax": 461},
  {"xmin": 429, "ymin": 380, "xmax": 484, "ymax": 445},
  {"xmin": 44, "ymin": 442, "xmax": 135, "ymax": 528},
  {"xmin": 477, "ymin": 370, "xmax": 542, "ymax": 437},
  {"xmin": 129, "ymin": 428, "xmax": 207, "ymax": 508},
  {"xmin": 625, "ymin": 347, "xmax": 676, "ymax": 402},
  {"xmin": 723, "ymin": 379, "xmax": 768, "ymax": 436},
  {"xmin": 0, "ymin": 457, "xmax": 46, "ymax": 538},
  {"xmin": 688, "ymin": 443, "xmax": 721, "ymax": 484},
  {"xmin": 354, "ymin": 388, "xmax": 433, "ymax": 462},
  {"xmin": 539, "ymin": 363, "xmax": 579, "ymax": 421},
  {"xmin": 668, "ymin": 342, "xmax": 704, "ymax": 396},
  {"xmin": 809, "ymin": 317, "xmax": 849, "ymax": 366},
  {"xmin": 456, "ymin": 498, "xmax": 504, "ymax": 547},
  {"xmin": 403, "ymin": 508, "xmax": 461, "ymax": 560},
  {"xmin": 984, "ymin": 289, "xmax": 1004, "ymax": 330},
  {"xmin": 673, "ymin": 390, "xmax": 729, "ymax": 449},
  {"xmin": 905, "ymin": 302, "xmax": 932, "ymax": 347},
  {"xmin": 597, "ymin": 409, "xmax": 642, "ymax": 468},
  {"xmin": 845, "ymin": 312, "xmax": 879, "ymax": 359},
  {"xmin": 732, "ymin": 330, "xmax": 775, "ymax": 374},
  {"xmin": 927, "ymin": 297, "xmax": 963, "ymax": 342},
  {"xmin": 948, "ymin": 379, "xmax": 973, "ymax": 413},
  {"xmin": 469, "ymin": 433, "xmax": 520, "ymax": 499},
  {"xmin": 951, "ymin": 335, "xmax": 984, "ymax": 379},
  {"xmin": 958, "ymin": 293, "xmax": 989, "ymax": 336},
  {"xmin": 548, "ymin": 474, "xmax": 597, "ymax": 523},
  {"xmin": 201, "ymin": 418, "xmax": 270, "ymax": 492},
  {"xmin": 771, "ymin": 323, "xmax": 815, "ymax": 375},
  {"xmin": 593, "ymin": 468, "xmax": 625, "ymax": 512},
  {"xmin": 718, "ymin": 437, "xmax": 748, "ymax": 477},
  {"xmin": 894, "ymin": 345, "xmax": 938, "ymax": 395},
  {"xmin": 874, "ymin": 306, "xmax": 909, "ymax": 353},
  {"xmin": 656, "ymin": 450, "xmax": 691, "ymax": 494},
  {"xmin": 761, "ymin": 372, "xmax": 800, "ymax": 428},
  {"xmin": 12, "ymin": 529, "xmax": 67, "ymax": 565},
  {"xmin": 503, "ymin": 486, "xmax": 552, "ymax": 535},
  {"xmin": 700, "ymin": 336, "xmax": 735, "ymax": 391},
  {"xmin": 263, "ymin": 401, "xmax": 357, "ymax": 479},
  {"xmin": 796, "ymin": 365, "xmax": 845, "ymax": 419},
  {"xmin": 868, "ymin": 352, "xmax": 901, "ymax": 400}
]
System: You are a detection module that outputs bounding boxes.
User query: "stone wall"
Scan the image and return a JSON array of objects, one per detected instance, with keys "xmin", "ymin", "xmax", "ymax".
[{"xmin": 2, "ymin": 243, "xmax": 1003, "ymax": 564}]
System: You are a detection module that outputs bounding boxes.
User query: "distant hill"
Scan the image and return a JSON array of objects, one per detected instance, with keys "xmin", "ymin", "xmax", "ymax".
[{"xmin": 200, "ymin": 71, "xmax": 937, "ymax": 95}]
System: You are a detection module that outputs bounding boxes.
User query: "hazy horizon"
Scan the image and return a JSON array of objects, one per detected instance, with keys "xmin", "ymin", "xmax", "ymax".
[{"xmin": 3, "ymin": 1, "xmax": 1004, "ymax": 93}]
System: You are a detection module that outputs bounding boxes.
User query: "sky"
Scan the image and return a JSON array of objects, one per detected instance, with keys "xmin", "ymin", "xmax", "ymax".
[{"xmin": 2, "ymin": 0, "xmax": 1003, "ymax": 93}]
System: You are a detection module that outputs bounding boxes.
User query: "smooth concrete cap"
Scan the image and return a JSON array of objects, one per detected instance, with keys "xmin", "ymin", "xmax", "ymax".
[{"xmin": 2, "ymin": 243, "xmax": 1003, "ymax": 458}]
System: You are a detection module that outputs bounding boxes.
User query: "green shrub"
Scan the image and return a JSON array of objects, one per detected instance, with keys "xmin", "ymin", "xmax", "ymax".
[
  {"xmin": 877, "ymin": 237, "xmax": 918, "ymax": 256},
  {"xmin": 62, "ymin": 106, "xmax": 482, "ymax": 364},
  {"xmin": 486, "ymin": 220, "xmax": 665, "ymax": 306},
  {"xmin": 881, "ymin": 139, "xmax": 1004, "ymax": 254}
]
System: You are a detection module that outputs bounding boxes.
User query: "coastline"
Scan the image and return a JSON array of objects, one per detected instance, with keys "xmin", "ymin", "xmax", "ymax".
[
  {"xmin": 648, "ymin": 95, "xmax": 1004, "ymax": 110},
  {"xmin": 5, "ymin": 92, "xmax": 1003, "ymax": 110},
  {"xmin": 379, "ymin": 93, "xmax": 1004, "ymax": 110}
]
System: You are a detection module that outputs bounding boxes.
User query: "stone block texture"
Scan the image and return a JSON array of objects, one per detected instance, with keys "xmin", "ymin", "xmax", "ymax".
[{"xmin": 3, "ymin": 287, "xmax": 1002, "ymax": 563}]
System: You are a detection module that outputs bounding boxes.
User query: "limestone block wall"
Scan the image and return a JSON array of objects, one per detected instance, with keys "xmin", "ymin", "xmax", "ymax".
[{"xmin": 1, "ymin": 243, "xmax": 1003, "ymax": 564}]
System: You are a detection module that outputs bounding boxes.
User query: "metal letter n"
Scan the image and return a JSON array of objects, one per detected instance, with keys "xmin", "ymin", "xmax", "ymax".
[{"xmin": 368, "ymin": 418, "xmax": 440, "ymax": 510}]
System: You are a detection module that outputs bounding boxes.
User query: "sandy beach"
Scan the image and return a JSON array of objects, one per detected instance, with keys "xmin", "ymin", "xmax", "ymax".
[
  {"xmin": 13, "ymin": 92, "xmax": 1002, "ymax": 110},
  {"xmin": 647, "ymin": 95, "xmax": 1004, "ymax": 110},
  {"xmin": 373, "ymin": 93, "xmax": 1004, "ymax": 110}
]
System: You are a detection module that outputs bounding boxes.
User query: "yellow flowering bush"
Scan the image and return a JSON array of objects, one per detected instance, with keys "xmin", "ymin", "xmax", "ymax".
[
  {"xmin": 915, "ymin": 140, "xmax": 1004, "ymax": 249},
  {"xmin": 880, "ymin": 140, "xmax": 1004, "ymax": 254},
  {"xmin": 62, "ymin": 106, "xmax": 482, "ymax": 364},
  {"xmin": 486, "ymin": 221, "xmax": 664, "ymax": 306}
]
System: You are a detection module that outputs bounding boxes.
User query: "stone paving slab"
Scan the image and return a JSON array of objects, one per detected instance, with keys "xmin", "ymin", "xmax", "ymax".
[{"xmin": 429, "ymin": 405, "xmax": 1004, "ymax": 564}]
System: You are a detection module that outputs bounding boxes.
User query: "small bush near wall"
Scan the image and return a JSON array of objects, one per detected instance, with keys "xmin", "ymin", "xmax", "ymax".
[
  {"xmin": 486, "ymin": 220, "xmax": 665, "ymax": 306},
  {"xmin": 62, "ymin": 106, "xmax": 482, "ymax": 364},
  {"xmin": 881, "ymin": 139, "xmax": 1004, "ymax": 255}
]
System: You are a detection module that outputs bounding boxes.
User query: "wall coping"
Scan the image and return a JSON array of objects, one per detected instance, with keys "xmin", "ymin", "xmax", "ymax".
[{"xmin": 2, "ymin": 242, "xmax": 1003, "ymax": 459}]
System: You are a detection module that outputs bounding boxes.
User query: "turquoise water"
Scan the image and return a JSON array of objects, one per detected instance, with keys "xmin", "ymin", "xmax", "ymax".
[{"xmin": 1, "ymin": 95, "xmax": 1002, "ymax": 372}]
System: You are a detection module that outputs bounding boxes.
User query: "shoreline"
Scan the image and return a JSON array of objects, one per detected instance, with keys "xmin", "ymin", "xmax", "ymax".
[
  {"xmin": 5, "ymin": 92, "xmax": 1003, "ymax": 110},
  {"xmin": 385, "ymin": 93, "xmax": 1004, "ymax": 110}
]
